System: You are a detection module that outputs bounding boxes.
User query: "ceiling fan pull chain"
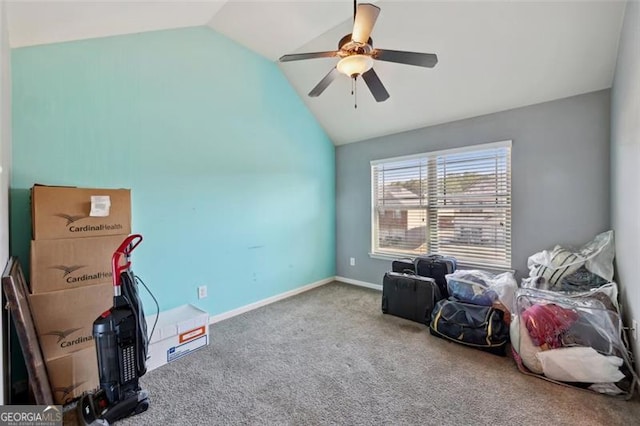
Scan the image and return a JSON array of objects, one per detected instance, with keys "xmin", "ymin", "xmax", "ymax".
[{"xmin": 354, "ymin": 76, "xmax": 358, "ymax": 109}]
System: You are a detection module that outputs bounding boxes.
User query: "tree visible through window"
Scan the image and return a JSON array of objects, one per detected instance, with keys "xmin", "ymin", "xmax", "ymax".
[{"xmin": 371, "ymin": 141, "xmax": 512, "ymax": 268}]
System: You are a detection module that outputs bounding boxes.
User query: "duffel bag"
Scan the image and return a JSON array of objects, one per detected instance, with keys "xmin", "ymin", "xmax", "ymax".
[{"xmin": 430, "ymin": 298, "xmax": 508, "ymax": 355}]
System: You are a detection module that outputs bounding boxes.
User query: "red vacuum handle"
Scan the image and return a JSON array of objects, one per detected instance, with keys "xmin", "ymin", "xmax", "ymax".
[{"xmin": 112, "ymin": 234, "xmax": 143, "ymax": 287}]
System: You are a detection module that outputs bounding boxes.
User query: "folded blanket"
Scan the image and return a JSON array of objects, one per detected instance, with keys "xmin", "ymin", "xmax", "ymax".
[{"xmin": 536, "ymin": 346, "xmax": 624, "ymax": 383}]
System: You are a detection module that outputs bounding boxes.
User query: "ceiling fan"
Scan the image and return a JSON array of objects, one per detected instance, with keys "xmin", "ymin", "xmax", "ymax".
[{"xmin": 279, "ymin": 0, "xmax": 438, "ymax": 104}]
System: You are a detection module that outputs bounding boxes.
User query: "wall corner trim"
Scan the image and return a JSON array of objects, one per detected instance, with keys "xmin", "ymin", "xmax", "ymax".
[
  {"xmin": 208, "ymin": 276, "xmax": 335, "ymax": 325},
  {"xmin": 335, "ymin": 276, "xmax": 382, "ymax": 291}
]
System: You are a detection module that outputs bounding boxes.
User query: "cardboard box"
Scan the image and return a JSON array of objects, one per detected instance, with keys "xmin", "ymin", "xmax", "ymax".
[
  {"xmin": 145, "ymin": 305, "xmax": 209, "ymax": 372},
  {"xmin": 29, "ymin": 282, "xmax": 113, "ymax": 361},
  {"xmin": 45, "ymin": 346, "xmax": 99, "ymax": 405},
  {"xmin": 30, "ymin": 235, "xmax": 127, "ymax": 294},
  {"xmin": 32, "ymin": 185, "xmax": 131, "ymax": 240}
]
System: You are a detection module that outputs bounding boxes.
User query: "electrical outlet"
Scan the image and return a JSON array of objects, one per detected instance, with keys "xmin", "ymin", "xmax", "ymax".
[
  {"xmin": 198, "ymin": 285, "xmax": 207, "ymax": 299},
  {"xmin": 633, "ymin": 320, "xmax": 638, "ymax": 341},
  {"xmin": 350, "ymin": 257, "xmax": 356, "ymax": 266}
]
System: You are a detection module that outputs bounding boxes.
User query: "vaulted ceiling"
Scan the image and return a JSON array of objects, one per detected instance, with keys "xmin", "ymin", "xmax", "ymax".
[{"xmin": 6, "ymin": 1, "xmax": 627, "ymax": 145}]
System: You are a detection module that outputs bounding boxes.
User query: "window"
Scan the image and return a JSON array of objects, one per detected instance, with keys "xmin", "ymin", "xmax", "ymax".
[{"xmin": 371, "ymin": 141, "xmax": 511, "ymax": 268}]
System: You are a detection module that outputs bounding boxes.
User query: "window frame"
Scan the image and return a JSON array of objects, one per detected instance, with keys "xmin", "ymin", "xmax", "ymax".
[{"xmin": 370, "ymin": 140, "xmax": 512, "ymax": 269}]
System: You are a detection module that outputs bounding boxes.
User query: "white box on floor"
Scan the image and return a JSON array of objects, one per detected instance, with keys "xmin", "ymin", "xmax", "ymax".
[{"xmin": 145, "ymin": 304, "xmax": 209, "ymax": 372}]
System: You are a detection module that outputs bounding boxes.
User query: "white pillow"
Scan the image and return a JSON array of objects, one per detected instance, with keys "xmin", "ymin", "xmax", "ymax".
[{"xmin": 536, "ymin": 346, "xmax": 624, "ymax": 383}]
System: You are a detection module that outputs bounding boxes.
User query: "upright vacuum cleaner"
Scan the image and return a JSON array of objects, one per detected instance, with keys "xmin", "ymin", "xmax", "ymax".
[{"xmin": 79, "ymin": 234, "xmax": 153, "ymax": 425}]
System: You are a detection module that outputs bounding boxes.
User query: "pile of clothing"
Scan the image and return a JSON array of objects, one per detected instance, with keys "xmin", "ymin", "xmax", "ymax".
[{"xmin": 511, "ymin": 231, "xmax": 637, "ymax": 397}]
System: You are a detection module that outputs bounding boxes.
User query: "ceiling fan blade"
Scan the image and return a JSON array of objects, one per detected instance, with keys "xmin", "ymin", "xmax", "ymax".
[
  {"xmin": 309, "ymin": 68, "xmax": 340, "ymax": 97},
  {"xmin": 279, "ymin": 51, "xmax": 338, "ymax": 62},
  {"xmin": 352, "ymin": 4, "xmax": 381, "ymax": 44},
  {"xmin": 362, "ymin": 68, "xmax": 390, "ymax": 102},
  {"xmin": 374, "ymin": 49, "xmax": 438, "ymax": 68}
]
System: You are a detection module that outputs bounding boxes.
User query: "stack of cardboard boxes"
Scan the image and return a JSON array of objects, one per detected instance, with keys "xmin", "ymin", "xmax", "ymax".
[{"xmin": 28, "ymin": 185, "xmax": 132, "ymax": 405}]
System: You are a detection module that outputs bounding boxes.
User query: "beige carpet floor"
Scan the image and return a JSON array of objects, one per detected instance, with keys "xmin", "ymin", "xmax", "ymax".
[{"xmin": 119, "ymin": 281, "xmax": 640, "ymax": 425}]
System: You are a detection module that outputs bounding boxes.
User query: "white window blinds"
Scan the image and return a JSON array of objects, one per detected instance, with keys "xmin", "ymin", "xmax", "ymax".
[
  {"xmin": 372, "ymin": 157, "xmax": 428, "ymax": 255},
  {"xmin": 371, "ymin": 141, "xmax": 511, "ymax": 268}
]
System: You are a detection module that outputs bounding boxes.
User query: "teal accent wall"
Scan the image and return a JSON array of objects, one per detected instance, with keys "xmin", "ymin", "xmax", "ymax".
[{"xmin": 11, "ymin": 27, "xmax": 335, "ymax": 315}]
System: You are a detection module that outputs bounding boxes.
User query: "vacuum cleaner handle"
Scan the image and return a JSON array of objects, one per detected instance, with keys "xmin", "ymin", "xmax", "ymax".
[{"xmin": 112, "ymin": 234, "xmax": 143, "ymax": 288}]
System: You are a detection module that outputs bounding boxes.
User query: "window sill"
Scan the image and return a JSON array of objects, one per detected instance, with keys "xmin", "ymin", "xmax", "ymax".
[
  {"xmin": 369, "ymin": 252, "xmax": 408, "ymax": 262},
  {"xmin": 368, "ymin": 252, "xmax": 516, "ymax": 275}
]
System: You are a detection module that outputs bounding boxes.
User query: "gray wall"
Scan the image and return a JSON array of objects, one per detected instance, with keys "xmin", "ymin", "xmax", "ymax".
[
  {"xmin": 336, "ymin": 90, "xmax": 611, "ymax": 284},
  {"xmin": 611, "ymin": 1, "xmax": 639, "ymax": 371}
]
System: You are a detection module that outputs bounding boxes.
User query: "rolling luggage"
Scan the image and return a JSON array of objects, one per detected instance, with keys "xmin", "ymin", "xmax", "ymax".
[
  {"xmin": 415, "ymin": 255, "xmax": 457, "ymax": 298},
  {"xmin": 382, "ymin": 272, "xmax": 442, "ymax": 325},
  {"xmin": 391, "ymin": 258, "xmax": 415, "ymax": 274},
  {"xmin": 429, "ymin": 298, "xmax": 508, "ymax": 355}
]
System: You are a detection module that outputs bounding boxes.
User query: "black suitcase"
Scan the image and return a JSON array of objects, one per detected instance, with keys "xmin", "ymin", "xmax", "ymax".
[
  {"xmin": 429, "ymin": 298, "xmax": 508, "ymax": 356},
  {"xmin": 415, "ymin": 255, "xmax": 457, "ymax": 298},
  {"xmin": 382, "ymin": 272, "xmax": 442, "ymax": 325},
  {"xmin": 391, "ymin": 258, "xmax": 415, "ymax": 274}
]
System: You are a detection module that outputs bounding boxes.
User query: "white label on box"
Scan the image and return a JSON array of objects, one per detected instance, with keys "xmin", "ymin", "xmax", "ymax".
[
  {"xmin": 90, "ymin": 195, "xmax": 111, "ymax": 217},
  {"xmin": 167, "ymin": 335, "xmax": 208, "ymax": 363}
]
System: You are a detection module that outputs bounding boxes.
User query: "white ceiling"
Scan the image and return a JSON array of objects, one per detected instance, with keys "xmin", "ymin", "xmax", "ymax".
[{"xmin": 6, "ymin": 1, "xmax": 627, "ymax": 145}]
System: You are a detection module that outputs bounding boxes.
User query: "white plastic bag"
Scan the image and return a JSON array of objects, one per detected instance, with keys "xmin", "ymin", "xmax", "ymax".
[
  {"xmin": 445, "ymin": 269, "xmax": 517, "ymax": 310},
  {"xmin": 580, "ymin": 231, "xmax": 615, "ymax": 282},
  {"xmin": 527, "ymin": 231, "xmax": 615, "ymax": 290}
]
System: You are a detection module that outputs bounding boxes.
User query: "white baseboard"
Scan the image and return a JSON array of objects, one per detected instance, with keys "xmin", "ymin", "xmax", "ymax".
[
  {"xmin": 335, "ymin": 276, "xmax": 382, "ymax": 291},
  {"xmin": 209, "ymin": 277, "xmax": 335, "ymax": 325}
]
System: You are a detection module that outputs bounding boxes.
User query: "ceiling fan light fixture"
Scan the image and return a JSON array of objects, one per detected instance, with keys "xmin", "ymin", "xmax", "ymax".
[
  {"xmin": 279, "ymin": 1, "xmax": 437, "ymax": 102},
  {"xmin": 336, "ymin": 54, "xmax": 373, "ymax": 77}
]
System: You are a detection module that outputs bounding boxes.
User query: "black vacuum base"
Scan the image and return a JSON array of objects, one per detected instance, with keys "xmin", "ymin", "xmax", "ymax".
[{"xmin": 78, "ymin": 388, "xmax": 149, "ymax": 425}]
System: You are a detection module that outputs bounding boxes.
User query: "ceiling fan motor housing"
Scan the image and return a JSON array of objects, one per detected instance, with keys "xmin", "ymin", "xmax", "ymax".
[{"xmin": 338, "ymin": 33, "xmax": 374, "ymax": 56}]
